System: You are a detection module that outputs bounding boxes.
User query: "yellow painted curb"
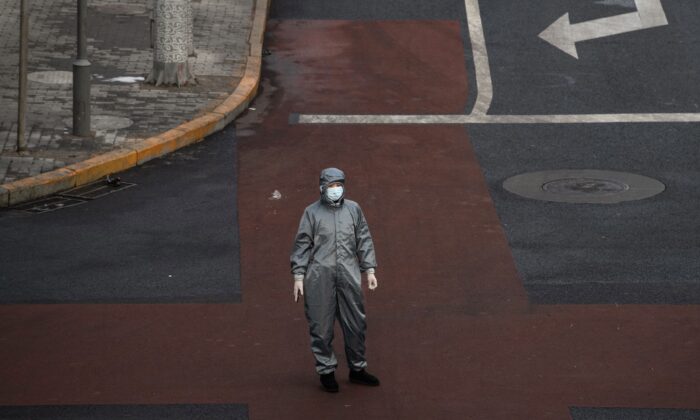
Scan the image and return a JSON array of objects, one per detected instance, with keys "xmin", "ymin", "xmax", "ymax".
[
  {"xmin": 212, "ymin": 55, "xmax": 262, "ymax": 125},
  {"xmin": 177, "ymin": 112, "xmax": 224, "ymax": 145},
  {"xmin": 2, "ymin": 168, "xmax": 77, "ymax": 206},
  {"xmin": 67, "ymin": 148, "xmax": 139, "ymax": 186},
  {"xmin": 135, "ymin": 128, "xmax": 187, "ymax": 165},
  {"xmin": 1, "ymin": 0, "xmax": 270, "ymax": 208}
]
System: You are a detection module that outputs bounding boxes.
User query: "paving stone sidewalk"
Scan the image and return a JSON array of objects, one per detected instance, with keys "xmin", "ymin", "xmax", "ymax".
[{"xmin": 0, "ymin": 0, "xmax": 253, "ymax": 184}]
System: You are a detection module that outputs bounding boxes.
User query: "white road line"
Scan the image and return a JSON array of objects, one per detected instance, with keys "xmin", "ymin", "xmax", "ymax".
[
  {"xmin": 297, "ymin": 113, "xmax": 700, "ymax": 124},
  {"xmin": 464, "ymin": 0, "xmax": 492, "ymax": 115}
]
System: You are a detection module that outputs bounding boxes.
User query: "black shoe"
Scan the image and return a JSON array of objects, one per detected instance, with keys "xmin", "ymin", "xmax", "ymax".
[
  {"xmin": 349, "ymin": 369, "xmax": 380, "ymax": 386},
  {"xmin": 320, "ymin": 372, "xmax": 339, "ymax": 393}
]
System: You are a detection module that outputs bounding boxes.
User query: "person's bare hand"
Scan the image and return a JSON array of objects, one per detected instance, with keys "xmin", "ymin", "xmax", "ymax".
[
  {"xmin": 367, "ymin": 273, "xmax": 378, "ymax": 291},
  {"xmin": 294, "ymin": 280, "xmax": 304, "ymax": 302}
]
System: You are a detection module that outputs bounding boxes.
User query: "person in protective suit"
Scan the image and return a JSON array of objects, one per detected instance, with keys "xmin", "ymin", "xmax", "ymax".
[{"xmin": 291, "ymin": 168, "xmax": 380, "ymax": 393}]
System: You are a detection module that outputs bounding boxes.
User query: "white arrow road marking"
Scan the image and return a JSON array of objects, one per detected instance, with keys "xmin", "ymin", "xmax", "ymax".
[{"xmin": 539, "ymin": 0, "xmax": 668, "ymax": 59}]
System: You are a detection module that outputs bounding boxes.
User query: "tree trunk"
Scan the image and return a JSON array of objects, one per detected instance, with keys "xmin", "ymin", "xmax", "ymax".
[{"xmin": 146, "ymin": 0, "xmax": 196, "ymax": 87}]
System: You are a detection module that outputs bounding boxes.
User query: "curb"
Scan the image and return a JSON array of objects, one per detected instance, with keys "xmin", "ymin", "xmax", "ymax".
[{"xmin": 0, "ymin": 0, "xmax": 270, "ymax": 208}]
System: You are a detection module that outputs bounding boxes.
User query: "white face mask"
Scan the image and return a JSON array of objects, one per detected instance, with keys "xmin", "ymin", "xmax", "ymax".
[{"xmin": 326, "ymin": 186, "xmax": 344, "ymax": 201}]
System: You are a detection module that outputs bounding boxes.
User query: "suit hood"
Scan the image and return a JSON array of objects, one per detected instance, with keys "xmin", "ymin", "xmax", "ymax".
[{"xmin": 319, "ymin": 168, "xmax": 346, "ymax": 206}]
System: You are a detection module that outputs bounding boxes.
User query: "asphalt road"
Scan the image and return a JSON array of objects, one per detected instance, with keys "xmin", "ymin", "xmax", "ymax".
[
  {"xmin": 470, "ymin": 0, "xmax": 700, "ymax": 304},
  {"xmin": 0, "ymin": 125, "xmax": 242, "ymax": 303},
  {"xmin": 274, "ymin": 0, "xmax": 700, "ymax": 305},
  {"xmin": 482, "ymin": 0, "xmax": 700, "ymax": 115},
  {"xmin": 1, "ymin": 0, "xmax": 699, "ymax": 418},
  {"xmin": 2, "ymin": 0, "xmax": 697, "ymax": 305}
]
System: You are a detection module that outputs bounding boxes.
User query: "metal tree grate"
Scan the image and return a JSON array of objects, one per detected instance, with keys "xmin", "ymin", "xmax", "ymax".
[
  {"xmin": 12, "ymin": 196, "xmax": 87, "ymax": 213},
  {"xmin": 11, "ymin": 178, "xmax": 136, "ymax": 213},
  {"xmin": 59, "ymin": 179, "xmax": 136, "ymax": 200}
]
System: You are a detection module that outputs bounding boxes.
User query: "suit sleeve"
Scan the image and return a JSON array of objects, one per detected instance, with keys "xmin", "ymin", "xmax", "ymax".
[
  {"xmin": 290, "ymin": 209, "xmax": 314, "ymax": 276},
  {"xmin": 355, "ymin": 205, "xmax": 377, "ymax": 272}
]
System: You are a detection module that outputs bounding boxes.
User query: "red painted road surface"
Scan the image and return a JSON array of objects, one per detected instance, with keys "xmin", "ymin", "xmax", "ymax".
[{"xmin": 1, "ymin": 20, "xmax": 699, "ymax": 419}]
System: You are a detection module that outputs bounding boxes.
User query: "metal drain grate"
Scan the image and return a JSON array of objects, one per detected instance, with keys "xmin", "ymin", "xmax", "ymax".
[
  {"xmin": 59, "ymin": 179, "xmax": 135, "ymax": 200},
  {"xmin": 13, "ymin": 196, "xmax": 87, "ymax": 213},
  {"xmin": 12, "ymin": 178, "xmax": 136, "ymax": 213}
]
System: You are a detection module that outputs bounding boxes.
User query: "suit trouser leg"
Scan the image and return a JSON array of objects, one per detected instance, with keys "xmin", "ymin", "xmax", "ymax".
[
  {"xmin": 304, "ymin": 275, "xmax": 338, "ymax": 374},
  {"xmin": 337, "ymin": 276, "xmax": 368, "ymax": 371}
]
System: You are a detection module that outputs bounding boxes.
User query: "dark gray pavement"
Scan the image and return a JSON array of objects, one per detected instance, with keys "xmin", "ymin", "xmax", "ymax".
[
  {"xmin": 570, "ymin": 406, "xmax": 700, "ymax": 420},
  {"xmin": 0, "ymin": 125, "xmax": 240, "ymax": 303},
  {"xmin": 470, "ymin": 122, "xmax": 700, "ymax": 304},
  {"xmin": 481, "ymin": 0, "xmax": 700, "ymax": 115},
  {"xmin": 468, "ymin": 0, "xmax": 700, "ymax": 304}
]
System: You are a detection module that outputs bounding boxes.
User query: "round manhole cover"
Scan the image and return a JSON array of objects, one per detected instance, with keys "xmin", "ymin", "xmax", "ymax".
[
  {"xmin": 93, "ymin": 4, "xmax": 148, "ymax": 15},
  {"xmin": 503, "ymin": 170, "xmax": 665, "ymax": 204},
  {"xmin": 63, "ymin": 115, "xmax": 133, "ymax": 130},
  {"xmin": 542, "ymin": 178, "xmax": 629, "ymax": 195},
  {"xmin": 28, "ymin": 71, "xmax": 73, "ymax": 85}
]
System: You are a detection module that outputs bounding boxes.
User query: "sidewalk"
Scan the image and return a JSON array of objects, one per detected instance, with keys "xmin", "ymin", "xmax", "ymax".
[{"xmin": 0, "ymin": 0, "xmax": 262, "ymax": 206}]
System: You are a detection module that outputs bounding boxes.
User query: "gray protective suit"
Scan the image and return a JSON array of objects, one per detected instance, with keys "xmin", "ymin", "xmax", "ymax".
[{"xmin": 291, "ymin": 168, "xmax": 377, "ymax": 374}]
